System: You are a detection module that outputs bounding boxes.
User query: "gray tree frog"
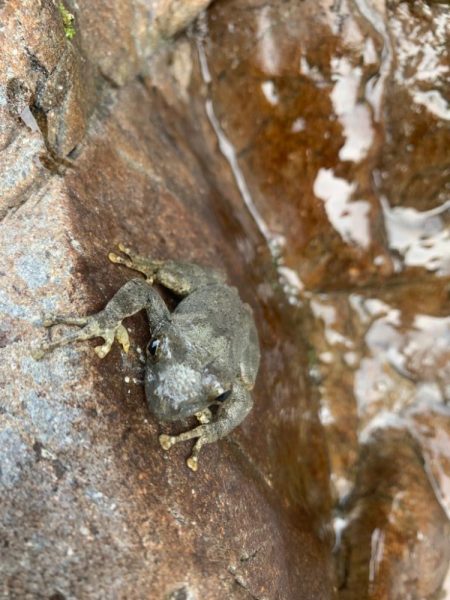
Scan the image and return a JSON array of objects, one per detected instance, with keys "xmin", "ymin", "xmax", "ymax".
[{"xmin": 34, "ymin": 245, "xmax": 260, "ymax": 471}]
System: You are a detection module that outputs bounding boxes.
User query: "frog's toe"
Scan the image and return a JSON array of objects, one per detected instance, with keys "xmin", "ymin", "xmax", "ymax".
[
  {"xmin": 108, "ymin": 251, "xmax": 133, "ymax": 268},
  {"xmin": 94, "ymin": 335, "xmax": 114, "ymax": 358},
  {"xmin": 186, "ymin": 455, "xmax": 198, "ymax": 471},
  {"xmin": 42, "ymin": 314, "xmax": 89, "ymax": 327},
  {"xmin": 117, "ymin": 243, "xmax": 133, "ymax": 256},
  {"xmin": 159, "ymin": 434, "xmax": 176, "ymax": 450},
  {"xmin": 159, "ymin": 427, "xmax": 208, "ymax": 471},
  {"xmin": 109, "ymin": 243, "xmax": 135, "ymax": 264},
  {"xmin": 115, "ymin": 323, "xmax": 130, "ymax": 352},
  {"xmin": 93, "ymin": 324, "xmax": 130, "ymax": 358},
  {"xmin": 33, "ymin": 316, "xmax": 129, "ymax": 361},
  {"xmin": 32, "ymin": 326, "xmax": 93, "ymax": 360},
  {"xmin": 187, "ymin": 436, "xmax": 207, "ymax": 471},
  {"xmin": 195, "ymin": 408, "xmax": 212, "ymax": 424},
  {"xmin": 108, "ymin": 244, "xmax": 142, "ymax": 271},
  {"xmin": 31, "ymin": 345, "xmax": 47, "ymax": 360}
]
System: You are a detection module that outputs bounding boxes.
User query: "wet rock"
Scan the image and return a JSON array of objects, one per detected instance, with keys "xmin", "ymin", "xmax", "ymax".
[
  {"xmin": 153, "ymin": 0, "xmax": 213, "ymax": 41},
  {"xmin": 304, "ymin": 282, "xmax": 450, "ymax": 596},
  {"xmin": 338, "ymin": 427, "xmax": 450, "ymax": 600},
  {"xmin": 75, "ymin": 0, "xmax": 213, "ymax": 86},
  {"xmin": 378, "ymin": 1, "xmax": 450, "ymax": 211},
  {"xmin": 189, "ymin": 0, "xmax": 449, "ymax": 290},
  {"xmin": 410, "ymin": 406, "xmax": 450, "ymax": 519},
  {"xmin": 195, "ymin": 0, "xmax": 395, "ymax": 290},
  {"xmin": 2, "ymin": 0, "xmax": 448, "ymax": 597},
  {"xmin": 0, "ymin": 0, "xmax": 92, "ymax": 220},
  {"xmin": 0, "ymin": 4, "xmax": 333, "ymax": 597},
  {"xmin": 165, "ymin": 0, "xmax": 450, "ymax": 597},
  {"xmin": 0, "ymin": 0, "xmax": 213, "ymax": 222}
]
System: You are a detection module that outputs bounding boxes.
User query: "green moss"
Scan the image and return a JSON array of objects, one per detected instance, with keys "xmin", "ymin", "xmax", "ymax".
[{"xmin": 58, "ymin": 2, "xmax": 76, "ymax": 40}]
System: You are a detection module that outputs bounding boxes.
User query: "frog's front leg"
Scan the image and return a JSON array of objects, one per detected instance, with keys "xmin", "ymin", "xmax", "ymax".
[
  {"xmin": 33, "ymin": 279, "xmax": 169, "ymax": 360},
  {"xmin": 159, "ymin": 384, "xmax": 253, "ymax": 471}
]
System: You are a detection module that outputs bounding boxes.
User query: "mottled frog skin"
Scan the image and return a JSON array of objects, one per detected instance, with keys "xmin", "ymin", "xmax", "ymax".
[{"xmin": 34, "ymin": 245, "xmax": 260, "ymax": 471}]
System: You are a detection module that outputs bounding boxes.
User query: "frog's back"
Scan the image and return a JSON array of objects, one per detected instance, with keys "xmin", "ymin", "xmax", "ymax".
[
  {"xmin": 174, "ymin": 282, "xmax": 260, "ymax": 387},
  {"xmin": 175, "ymin": 282, "xmax": 241, "ymax": 319}
]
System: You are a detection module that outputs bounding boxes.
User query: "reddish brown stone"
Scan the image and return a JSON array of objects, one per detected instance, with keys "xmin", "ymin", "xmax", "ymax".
[
  {"xmin": 0, "ymin": 3, "xmax": 333, "ymax": 596},
  {"xmin": 338, "ymin": 428, "xmax": 450, "ymax": 600},
  {"xmin": 2, "ymin": 0, "xmax": 449, "ymax": 597}
]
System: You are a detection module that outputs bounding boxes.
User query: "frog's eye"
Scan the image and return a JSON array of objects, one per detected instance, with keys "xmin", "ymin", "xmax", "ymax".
[
  {"xmin": 147, "ymin": 338, "xmax": 161, "ymax": 359},
  {"xmin": 215, "ymin": 389, "xmax": 231, "ymax": 403}
]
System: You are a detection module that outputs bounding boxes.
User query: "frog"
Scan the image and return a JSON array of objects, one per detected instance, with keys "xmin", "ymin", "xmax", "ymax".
[{"xmin": 34, "ymin": 245, "xmax": 260, "ymax": 471}]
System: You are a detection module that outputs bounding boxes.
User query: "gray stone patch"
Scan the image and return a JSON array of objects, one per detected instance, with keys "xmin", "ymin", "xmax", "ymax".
[
  {"xmin": 85, "ymin": 487, "xmax": 119, "ymax": 518},
  {"xmin": 34, "ymin": 294, "xmax": 62, "ymax": 321},
  {"xmin": 0, "ymin": 427, "xmax": 32, "ymax": 488},
  {"xmin": 0, "ymin": 132, "xmax": 45, "ymax": 192},
  {"xmin": 15, "ymin": 253, "xmax": 51, "ymax": 290},
  {"xmin": 20, "ymin": 352, "xmax": 84, "ymax": 388},
  {"xmin": 24, "ymin": 390, "xmax": 84, "ymax": 447},
  {"xmin": 0, "ymin": 288, "xmax": 32, "ymax": 320}
]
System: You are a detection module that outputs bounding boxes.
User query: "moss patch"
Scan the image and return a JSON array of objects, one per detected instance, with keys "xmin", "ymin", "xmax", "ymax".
[{"xmin": 58, "ymin": 2, "xmax": 76, "ymax": 40}]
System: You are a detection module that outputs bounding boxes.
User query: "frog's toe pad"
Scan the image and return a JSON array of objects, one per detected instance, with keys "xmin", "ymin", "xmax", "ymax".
[
  {"xmin": 186, "ymin": 456, "xmax": 198, "ymax": 471},
  {"xmin": 43, "ymin": 316, "xmax": 57, "ymax": 327},
  {"xmin": 118, "ymin": 243, "xmax": 132, "ymax": 255},
  {"xmin": 115, "ymin": 324, "xmax": 130, "ymax": 353},
  {"xmin": 159, "ymin": 434, "xmax": 176, "ymax": 450},
  {"xmin": 94, "ymin": 342, "xmax": 112, "ymax": 358},
  {"xmin": 108, "ymin": 252, "xmax": 129, "ymax": 266},
  {"xmin": 108, "ymin": 252, "xmax": 120, "ymax": 263}
]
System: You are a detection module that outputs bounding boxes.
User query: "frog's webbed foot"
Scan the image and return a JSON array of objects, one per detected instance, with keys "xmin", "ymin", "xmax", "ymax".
[
  {"xmin": 160, "ymin": 427, "xmax": 211, "ymax": 472},
  {"xmin": 33, "ymin": 279, "xmax": 169, "ymax": 361},
  {"xmin": 108, "ymin": 243, "xmax": 164, "ymax": 282},
  {"xmin": 159, "ymin": 410, "xmax": 212, "ymax": 471},
  {"xmin": 195, "ymin": 408, "xmax": 213, "ymax": 424},
  {"xmin": 33, "ymin": 313, "xmax": 130, "ymax": 360},
  {"xmin": 159, "ymin": 385, "xmax": 253, "ymax": 472}
]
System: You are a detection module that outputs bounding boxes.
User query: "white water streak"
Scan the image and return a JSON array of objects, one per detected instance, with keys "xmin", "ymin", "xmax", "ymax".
[{"xmin": 353, "ymin": 0, "xmax": 393, "ymax": 120}]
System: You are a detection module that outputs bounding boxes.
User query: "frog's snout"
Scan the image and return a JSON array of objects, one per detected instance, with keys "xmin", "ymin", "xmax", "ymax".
[{"xmin": 145, "ymin": 363, "xmax": 206, "ymax": 421}]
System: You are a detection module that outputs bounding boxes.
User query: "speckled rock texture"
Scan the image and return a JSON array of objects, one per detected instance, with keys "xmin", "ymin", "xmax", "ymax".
[
  {"xmin": 0, "ymin": 1, "xmax": 333, "ymax": 599},
  {"xmin": 2, "ymin": 0, "xmax": 449, "ymax": 598}
]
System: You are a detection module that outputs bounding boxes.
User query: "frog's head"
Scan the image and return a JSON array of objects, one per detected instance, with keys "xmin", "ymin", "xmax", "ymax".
[{"xmin": 144, "ymin": 333, "xmax": 226, "ymax": 421}]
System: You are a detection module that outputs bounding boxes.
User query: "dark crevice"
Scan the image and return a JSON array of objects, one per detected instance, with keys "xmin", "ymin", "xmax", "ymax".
[{"xmin": 25, "ymin": 47, "xmax": 50, "ymax": 77}]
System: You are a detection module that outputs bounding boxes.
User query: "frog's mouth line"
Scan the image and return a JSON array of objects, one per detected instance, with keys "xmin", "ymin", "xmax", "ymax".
[{"xmin": 147, "ymin": 390, "xmax": 207, "ymax": 422}]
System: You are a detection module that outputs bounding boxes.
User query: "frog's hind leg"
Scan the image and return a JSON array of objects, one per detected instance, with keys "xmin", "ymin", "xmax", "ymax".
[
  {"xmin": 159, "ymin": 384, "xmax": 253, "ymax": 471},
  {"xmin": 109, "ymin": 244, "xmax": 225, "ymax": 297}
]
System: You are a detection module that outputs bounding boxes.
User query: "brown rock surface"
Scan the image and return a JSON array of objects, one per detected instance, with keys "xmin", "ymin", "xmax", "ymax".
[
  {"xmin": 338, "ymin": 427, "xmax": 450, "ymax": 600},
  {"xmin": 1, "ymin": 0, "xmax": 449, "ymax": 598},
  {"xmin": 0, "ymin": 1, "xmax": 333, "ymax": 598},
  {"xmin": 166, "ymin": 0, "xmax": 449, "ymax": 598},
  {"xmin": 0, "ymin": 0, "xmax": 214, "ymax": 181}
]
